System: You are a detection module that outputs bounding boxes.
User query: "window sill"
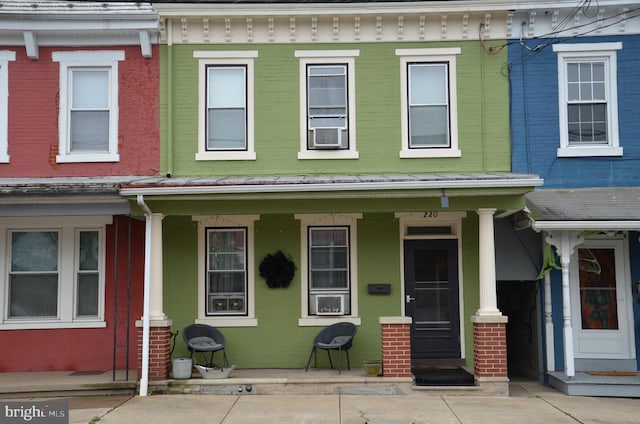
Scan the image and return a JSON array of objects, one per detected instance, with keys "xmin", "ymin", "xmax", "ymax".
[
  {"xmin": 196, "ymin": 317, "xmax": 258, "ymax": 327},
  {"xmin": 298, "ymin": 316, "xmax": 361, "ymax": 327},
  {"xmin": 0, "ymin": 320, "xmax": 106, "ymax": 330},
  {"xmin": 196, "ymin": 151, "xmax": 256, "ymax": 161},
  {"xmin": 57, "ymin": 154, "xmax": 120, "ymax": 163},
  {"xmin": 557, "ymin": 146, "xmax": 623, "ymax": 157},
  {"xmin": 0, "ymin": 155, "xmax": 8, "ymax": 163},
  {"xmin": 298, "ymin": 150, "xmax": 359, "ymax": 160},
  {"xmin": 400, "ymin": 148, "xmax": 461, "ymax": 158}
]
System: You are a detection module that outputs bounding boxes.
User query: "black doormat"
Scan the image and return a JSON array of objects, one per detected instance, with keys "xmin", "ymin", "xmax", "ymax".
[{"xmin": 412, "ymin": 366, "xmax": 475, "ymax": 387}]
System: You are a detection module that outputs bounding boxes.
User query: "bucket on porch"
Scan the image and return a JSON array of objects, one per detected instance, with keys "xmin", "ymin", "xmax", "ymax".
[
  {"xmin": 172, "ymin": 358, "xmax": 193, "ymax": 379},
  {"xmin": 363, "ymin": 360, "xmax": 382, "ymax": 377}
]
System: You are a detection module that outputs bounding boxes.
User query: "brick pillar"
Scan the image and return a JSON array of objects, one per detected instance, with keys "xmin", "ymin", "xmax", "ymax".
[
  {"xmin": 137, "ymin": 325, "xmax": 173, "ymax": 381},
  {"xmin": 472, "ymin": 319, "xmax": 508, "ymax": 378},
  {"xmin": 379, "ymin": 316, "xmax": 412, "ymax": 377}
]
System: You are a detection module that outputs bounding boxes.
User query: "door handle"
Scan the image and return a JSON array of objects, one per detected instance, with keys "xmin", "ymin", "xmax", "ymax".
[{"xmin": 405, "ymin": 295, "xmax": 416, "ymax": 303}]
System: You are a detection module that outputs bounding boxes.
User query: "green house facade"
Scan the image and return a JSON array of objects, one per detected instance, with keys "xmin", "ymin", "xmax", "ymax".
[{"xmin": 128, "ymin": 1, "xmax": 542, "ymax": 395}]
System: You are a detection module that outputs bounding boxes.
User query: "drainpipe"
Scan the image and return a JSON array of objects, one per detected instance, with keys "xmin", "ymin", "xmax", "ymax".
[
  {"xmin": 166, "ymin": 19, "xmax": 173, "ymax": 177},
  {"xmin": 136, "ymin": 194, "xmax": 153, "ymax": 397}
]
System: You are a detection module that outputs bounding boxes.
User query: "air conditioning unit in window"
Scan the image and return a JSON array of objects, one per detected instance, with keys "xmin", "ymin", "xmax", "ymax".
[
  {"xmin": 316, "ymin": 294, "xmax": 345, "ymax": 315},
  {"xmin": 311, "ymin": 127, "xmax": 344, "ymax": 149}
]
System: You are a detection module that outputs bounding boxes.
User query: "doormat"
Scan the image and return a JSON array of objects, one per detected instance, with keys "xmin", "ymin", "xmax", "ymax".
[
  {"xmin": 69, "ymin": 371, "xmax": 107, "ymax": 376},
  {"xmin": 585, "ymin": 371, "xmax": 638, "ymax": 377},
  {"xmin": 412, "ymin": 366, "xmax": 475, "ymax": 387}
]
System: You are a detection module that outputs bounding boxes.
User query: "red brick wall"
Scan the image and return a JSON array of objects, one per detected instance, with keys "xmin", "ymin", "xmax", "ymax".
[
  {"xmin": 137, "ymin": 326, "xmax": 172, "ymax": 381},
  {"xmin": 473, "ymin": 322, "xmax": 507, "ymax": 378},
  {"xmin": 381, "ymin": 322, "xmax": 412, "ymax": 377},
  {"xmin": 3, "ymin": 45, "xmax": 159, "ymax": 177},
  {"xmin": 0, "ymin": 216, "xmax": 144, "ymax": 373}
]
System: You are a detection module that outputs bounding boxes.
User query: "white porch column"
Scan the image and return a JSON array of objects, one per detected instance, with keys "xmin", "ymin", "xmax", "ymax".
[
  {"xmin": 544, "ymin": 273, "xmax": 555, "ymax": 372},
  {"xmin": 476, "ymin": 208, "xmax": 501, "ymax": 316},
  {"xmin": 545, "ymin": 230, "xmax": 583, "ymax": 378},
  {"xmin": 149, "ymin": 212, "xmax": 167, "ymax": 321}
]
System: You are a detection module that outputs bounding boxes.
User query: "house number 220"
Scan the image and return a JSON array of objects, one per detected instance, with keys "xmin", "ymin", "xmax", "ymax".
[{"xmin": 423, "ymin": 211, "xmax": 439, "ymax": 218}]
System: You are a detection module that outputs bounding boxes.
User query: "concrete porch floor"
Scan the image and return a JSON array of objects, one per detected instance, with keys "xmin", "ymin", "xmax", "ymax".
[{"xmin": 0, "ymin": 367, "xmax": 509, "ymax": 397}]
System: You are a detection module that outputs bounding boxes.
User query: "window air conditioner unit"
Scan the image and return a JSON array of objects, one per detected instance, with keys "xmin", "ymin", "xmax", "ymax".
[
  {"xmin": 311, "ymin": 127, "xmax": 343, "ymax": 149},
  {"xmin": 316, "ymin": 294, "xmax": 345, "ymax": 315}
]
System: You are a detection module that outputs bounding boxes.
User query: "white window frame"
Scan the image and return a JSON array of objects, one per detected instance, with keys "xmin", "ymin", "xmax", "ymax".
[
  {"xmin": 0, "ymin": 216, "xmax": 109, "ymax": 330},
  {"xmin": 0, "ymin": 51, "xmax": 15, "ymax": 163},
  {"xmin": 52, "ymin": 51, "xmax": 124, "ymax": 163},
  {"xmin": 396, "ymin": 48, "xmax": 461, "ymax": 158},
  {"xmin": 193, "ymin": 215, "xmax": 259, "ymax": 327},
  {"xmin": 295, "ymin": 213, "xmax": 361, "ymax": 326},
  {"xmin": 295, "ymin": 50, "xmax": 359, "ymax": 160},
  {"xmin": 194, "ymin": 51, "xmax": 258, "ymax": 161},
  {"xmin": 554, "ymin": 43, "xmax": 622, "ymax": 157}
]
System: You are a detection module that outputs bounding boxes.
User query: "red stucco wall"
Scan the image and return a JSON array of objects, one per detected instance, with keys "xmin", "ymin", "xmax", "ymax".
[
  {"xmin": 2, "ymin": 45, "xmax": 159, "ymax": 177},
  {"xmin": 0, "ymin": 216, "xmax": 145, "ymax": 372}
]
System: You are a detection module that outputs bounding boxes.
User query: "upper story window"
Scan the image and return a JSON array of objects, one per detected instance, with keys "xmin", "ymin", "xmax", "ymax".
[
  {"xmin": 0, "ymin": 51, "xmax": 15, "ymax": 164},
  {"xmin": 296, "ymin": 213, "xmax": 361, "ymax": 326},
  {"xmin": 52, "ymin": 51, "xmax": 124, "ymax": 163},
  {"xmin": 194, "ymin": 215, "xmax": 259, "ymax": 327},
  {"xmin": 396, "ymin": 48, "xmax": 461, "ymax": 158},
  {"xmin": 194, "ymin": 51, "xmax": 257, "ymax": 161},
  {"xmin": 0, "ymin": 217, "xmax": 108, "ymax": 330},
  {"xmin": 296, "ymin": 50, "xmax": 359, "ymax": 160},
  {"xmin": 553, "ymin": 43, "xmax": 622, "ymax": 157}
]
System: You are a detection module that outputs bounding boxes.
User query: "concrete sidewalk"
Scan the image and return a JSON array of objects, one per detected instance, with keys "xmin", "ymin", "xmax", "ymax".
[{"xmin": 62, "ymin": 380, "xmax": 639, "ymax": 424}]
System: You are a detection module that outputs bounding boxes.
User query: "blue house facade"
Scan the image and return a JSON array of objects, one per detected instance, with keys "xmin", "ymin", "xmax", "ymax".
[{"xmin": 509, "ymin": 2, "xmax": 640, "ymax": 396}]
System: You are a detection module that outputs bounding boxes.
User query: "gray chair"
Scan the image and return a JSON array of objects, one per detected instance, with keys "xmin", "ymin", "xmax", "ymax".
[
  {"xmin": 305, "ymin": 322, "xmax": 357, "ymax": 374},
  {"xmin": 182, "ymin": 324, "xmax": 229, "ymax": 368}
]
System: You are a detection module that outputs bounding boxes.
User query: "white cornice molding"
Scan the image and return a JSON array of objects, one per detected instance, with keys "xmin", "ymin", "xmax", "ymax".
[{"xmin": 156, "ymin": 2, "xmax": 640, "ymax": 44}]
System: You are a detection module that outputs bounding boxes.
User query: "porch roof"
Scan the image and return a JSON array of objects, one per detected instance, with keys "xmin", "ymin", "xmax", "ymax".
[
  {"xmin": 526, "ymin": 187, "xmax": 640, "ymax": 230},
  {"xmin": 120, "ymin": 173, "xmax": 543, "ymax": 196}
]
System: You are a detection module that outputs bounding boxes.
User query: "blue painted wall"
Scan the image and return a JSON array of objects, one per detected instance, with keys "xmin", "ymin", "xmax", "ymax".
[{"xmin": 509, "ymin": 36, "xmax": 640, "ymax": 188}]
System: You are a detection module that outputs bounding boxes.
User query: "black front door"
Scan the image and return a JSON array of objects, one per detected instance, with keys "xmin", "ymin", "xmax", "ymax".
[{"xmin": 404, "ymin": 239, "xmax": 461, "ymax": 359}]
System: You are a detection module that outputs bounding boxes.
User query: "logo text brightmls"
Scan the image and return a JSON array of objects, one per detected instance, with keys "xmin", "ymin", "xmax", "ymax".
[{"xmin": 0, "ymin": 402, "xmax": 68, "ymax": 424}]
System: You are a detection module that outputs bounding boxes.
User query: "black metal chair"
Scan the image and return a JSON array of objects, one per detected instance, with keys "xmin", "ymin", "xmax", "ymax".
[
  {"xmin": 305, "ymin": 322, "xmax": 357, "ymax": 374},
  {"xmin": 182, "ymin": 324, "xmax": 229, "ymax": 368}
]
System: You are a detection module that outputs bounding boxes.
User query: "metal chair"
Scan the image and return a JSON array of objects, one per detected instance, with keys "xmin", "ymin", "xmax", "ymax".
[
  {"xmin": 182, "ymin": 324, "xmax": 229, "ymax": 368},
  {"xmin": 305, "ymin": 322, "xmax": 357, "ymax": 374}
]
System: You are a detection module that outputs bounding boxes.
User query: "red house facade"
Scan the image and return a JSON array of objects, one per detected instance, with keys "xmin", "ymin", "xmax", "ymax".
[{"xmin": 0, "ymin": 1, "xmax": 159, "ymax": 374}]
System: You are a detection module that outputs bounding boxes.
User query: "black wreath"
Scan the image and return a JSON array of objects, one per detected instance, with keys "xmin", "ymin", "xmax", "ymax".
[{"xmin": 259, "ymin": 251, "xmax": 296, "ymax": 288}]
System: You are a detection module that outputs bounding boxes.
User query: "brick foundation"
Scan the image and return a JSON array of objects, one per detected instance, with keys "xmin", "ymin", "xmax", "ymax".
[
  {"xmin": 137, "ymin": 326, "xmax": 173, "ymax": 381},
  {"xmin": 472, "ymin": 320, "xmax": 507, "ymax": 378},
  {"xmin": 380, "ymin": 321, "xmax": 412, "ymax": 377}
]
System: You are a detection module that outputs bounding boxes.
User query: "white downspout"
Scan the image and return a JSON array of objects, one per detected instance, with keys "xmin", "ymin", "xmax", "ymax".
[{"xmin": 137, "ymin": 194, "xmax": 152, "ymax": 397}]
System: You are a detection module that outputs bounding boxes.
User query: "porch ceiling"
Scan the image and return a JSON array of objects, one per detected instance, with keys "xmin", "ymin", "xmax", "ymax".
[{"xmin": 526, "ymin": 187, "xmax": 640, "ymax": 230}]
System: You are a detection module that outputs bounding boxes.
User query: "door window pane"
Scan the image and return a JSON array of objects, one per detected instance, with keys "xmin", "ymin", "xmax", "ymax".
[
  {"xmin": 414, "ymin": 248, "xmax": 450, "ymax": 329},
  {"xmin": 578, "ymin": 248, "xmax": 618, "ymax": 330}
]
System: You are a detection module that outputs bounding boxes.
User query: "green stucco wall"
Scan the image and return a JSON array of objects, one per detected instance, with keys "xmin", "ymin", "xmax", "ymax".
[{"xmin": 159, "ymin": 41, "xmax": 509, "ymax": 178}]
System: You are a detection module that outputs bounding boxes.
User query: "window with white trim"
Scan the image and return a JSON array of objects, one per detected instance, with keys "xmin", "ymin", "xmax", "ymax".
[
  {"xmin": 396, "ymin": 48, "xmax": 461, "ymax": 158},
  {"xmin": 554, "ymin": 43, "xmax": 622, "ymax": 157},
  {"xmin": 52, "ymin": 51, "xmax": 124, "ymax": 163},
  {"xmin": 295, "ymin": 51, "xmax": 359, "ymax": 160},
  {"xmin": 296, "ymin": 214, "xmax": 361, "ymax": 326},
  {"xmin": 0, "ymin": 217, "xmax": 108, "ymax": 329},
  {"xmin": 194, "ymin": 215, "xmax": 258, "ymax": 327},
  {"xmin": 194, "ymin": 51, "xmax": 257, "ymax": 161},
  {"xmin": 0, "ymin": 51, "xmax": 15, "ymax": 163}
]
